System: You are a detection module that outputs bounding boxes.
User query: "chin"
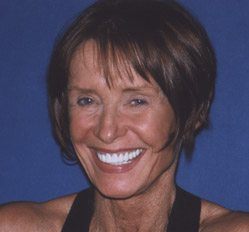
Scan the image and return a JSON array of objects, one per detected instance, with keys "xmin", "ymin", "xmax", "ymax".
[{"xmin": 95, "ymin": 180, "xmax": 144, "ymax": 200}]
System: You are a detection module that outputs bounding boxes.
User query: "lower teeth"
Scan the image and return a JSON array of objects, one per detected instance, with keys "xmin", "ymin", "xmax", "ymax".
[{"xmin": 112, "ymin": 161, "xmax": 131, "ymax": 165}]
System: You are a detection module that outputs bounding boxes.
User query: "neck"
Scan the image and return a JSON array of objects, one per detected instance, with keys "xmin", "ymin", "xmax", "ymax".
[{"xmin": 91, "ymin": 164, "xmax": 177, "ymax": 232}]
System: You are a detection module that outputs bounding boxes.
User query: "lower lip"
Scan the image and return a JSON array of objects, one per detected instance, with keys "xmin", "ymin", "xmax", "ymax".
[{"xmin": 92, "ymin": 150, "xmax": 145, "ymax": 174}]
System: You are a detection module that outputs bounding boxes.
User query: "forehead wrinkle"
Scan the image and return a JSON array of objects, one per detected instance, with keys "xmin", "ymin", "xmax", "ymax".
[
  {"xmin": 70, "ymin": 40, "xmax": 155, "ymax": 91},
  {"xmin": 70, "ymin": 42, "xmax": 100, "ymax": 76},
  {"xmin": 97, "ymin": 42, "xmax": 137, "ymax": 88},
  {"xmin": 67, "ymin": 86, "xmax": 97, "ymax": 94}
]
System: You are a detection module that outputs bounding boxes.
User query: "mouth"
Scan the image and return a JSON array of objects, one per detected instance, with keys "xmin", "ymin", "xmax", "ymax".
[{"xmin": 96, "ymin": 149, "xmax": 143, "ymax": 166}]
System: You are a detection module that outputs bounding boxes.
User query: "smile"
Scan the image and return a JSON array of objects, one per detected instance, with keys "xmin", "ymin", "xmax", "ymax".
[{"xmin": 96, "ymin": 149, "xmax": 143, "ymax": 166}]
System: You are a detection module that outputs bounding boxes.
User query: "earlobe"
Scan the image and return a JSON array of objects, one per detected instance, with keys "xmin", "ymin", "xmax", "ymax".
[
  {"xmin": 54, "ymin": 99, "xmax": 61, "ymax": 127},
  {"xmin": 194, "ymin": 116, "xmax": 207, "ymax": 133},
  {"xmin": 194, "ymin": 121, "xmax": 202, "ymax": 130},
  {"xmin": 194, "ymin": 100, "xmax": 211, "ymax": 131},
  {"xmin": 52, "ymin": 98, "xmax": 64, "ymax": 142}
]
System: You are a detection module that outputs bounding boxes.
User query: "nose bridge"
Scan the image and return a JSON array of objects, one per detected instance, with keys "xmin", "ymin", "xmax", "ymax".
[{"xmin": 95, "ymin": 103, "xmax": 123, "ymax": 143}]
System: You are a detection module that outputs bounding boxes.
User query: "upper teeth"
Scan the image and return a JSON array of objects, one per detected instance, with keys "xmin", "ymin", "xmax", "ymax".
[{"xmin": 97, "ymin": 149, "xmax": 143, "ymax": 165}]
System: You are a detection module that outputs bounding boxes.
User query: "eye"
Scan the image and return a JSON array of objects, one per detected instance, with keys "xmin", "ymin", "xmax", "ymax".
[
  {"xmin": 130, "ymin": 98, "xmax": 148, "ymax": 106},
  {"xmin": 77, "ymin": 97, "xmax": 94, "ymax": 106}
]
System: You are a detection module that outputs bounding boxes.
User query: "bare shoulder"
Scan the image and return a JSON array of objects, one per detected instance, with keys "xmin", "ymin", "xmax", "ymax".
[
  {"xmin": 200, "ymin": 199, "xmax": 249, "ymax": 232},
  {"xmin": 0, "ymin": 193, "xmax": 77, "ymax": 232}
]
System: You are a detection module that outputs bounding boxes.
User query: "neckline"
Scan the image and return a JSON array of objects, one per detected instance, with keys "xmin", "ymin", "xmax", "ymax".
[
  {"xmin": 167, "ymin": 186, "xmax": 201, "ymax": 231},
  {"xmin": 62, "ymin": 185, "xmax": 201, "ymax": 232}
]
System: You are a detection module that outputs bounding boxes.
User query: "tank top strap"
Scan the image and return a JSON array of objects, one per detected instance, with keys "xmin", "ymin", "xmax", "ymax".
[
  {"xmin": 61, "ymin": 187, "xmax": 94, "ymax": 232},
  {"xmin": 167, "ymin": 185, "xmax": 201, "ymax": 232},
  {"xmin": 61, "ymin": 185, "xmax": 201, "ymax": 232}
]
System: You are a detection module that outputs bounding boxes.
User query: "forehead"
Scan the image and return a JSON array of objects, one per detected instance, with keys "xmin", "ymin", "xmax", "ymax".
[
  {"xmin": 69, "ymin": 40, "xmax": 160, "ymax": 90},
  {"xmin": 70, "ymin": 41, "xmax": 99, "ymax": 76}
]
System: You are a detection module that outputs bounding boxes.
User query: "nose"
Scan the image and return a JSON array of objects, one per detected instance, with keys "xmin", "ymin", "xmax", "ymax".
[{"xmin": 94, "ymin": 106, "xmax": 126, "ymax": 144}]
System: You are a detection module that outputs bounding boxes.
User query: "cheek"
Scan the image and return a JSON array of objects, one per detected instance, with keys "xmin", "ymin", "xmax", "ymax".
[
  {"xmin": 69, "ymin": 110, "xmax": 94, "ymax": 143},
  {"xmin": 129, "ymin": 108, "xmax": 176, "ymax": 149}
]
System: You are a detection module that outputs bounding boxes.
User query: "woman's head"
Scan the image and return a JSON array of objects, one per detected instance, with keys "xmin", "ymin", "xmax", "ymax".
[
  {"xmin": 67, "ymin": 41, "xmax": 177, "ymax": 197},
  {"xmin": 47, "ymin": 0, "xmax": 216, "ymax": 161}
]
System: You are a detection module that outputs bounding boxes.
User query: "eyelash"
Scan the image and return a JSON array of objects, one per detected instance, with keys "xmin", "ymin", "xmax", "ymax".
[
  {"xmin": 77, "ymin": 97, "xmax": 94, "ymax": 106},
  {"xmin": 130, "ymin": 98, "xmax": 148, "ymax": 106},
  {"xmin": 76, "ymin": 97, "xmax": 148, "ymax": 107}
]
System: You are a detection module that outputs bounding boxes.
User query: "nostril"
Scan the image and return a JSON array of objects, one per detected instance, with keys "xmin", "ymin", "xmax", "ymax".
[
  {"xmin": 93, "ymin": 107, "xmax": 127, "ymax": 144},
  {"xmin": 94, "ymin": 113, "xmax": 118, "ymax": 144}
]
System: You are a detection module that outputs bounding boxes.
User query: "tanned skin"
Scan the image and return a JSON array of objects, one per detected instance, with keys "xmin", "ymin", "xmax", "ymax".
[
  {"xmin": 1, "ymin": 42, "xmax": 249, "ymax": 232},
  {"xmin": 1, "ymin": 170, "xmax": 249, "ymax": 232}
]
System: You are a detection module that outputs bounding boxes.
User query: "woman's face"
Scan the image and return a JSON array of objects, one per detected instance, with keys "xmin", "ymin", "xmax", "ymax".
[{"xmin": 68, "ymin": 41, "xmax": 177, "ymax": 199}]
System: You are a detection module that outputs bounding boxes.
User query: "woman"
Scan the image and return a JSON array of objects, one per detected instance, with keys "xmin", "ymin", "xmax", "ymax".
[{"xmin": 0, "ymin": 0, "xmax": 248, "ymax": 231}]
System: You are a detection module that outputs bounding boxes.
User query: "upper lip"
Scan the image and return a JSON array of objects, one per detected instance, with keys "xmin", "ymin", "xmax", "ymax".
[{"xmin": 91, "ymin": 147, "xmax": 144, "ymax": 154}]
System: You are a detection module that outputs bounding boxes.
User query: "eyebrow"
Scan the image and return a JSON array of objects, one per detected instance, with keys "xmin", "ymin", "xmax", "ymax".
[
  {"xmin": 122, "ymin": 86, "xmax": 156, "ymax": 93},
  {"xmin": 67, "ymin": 86, "xmax": 97, "ymax": 94},
  {"xmin": 67, "ymin": 84, "xmax": 156, "ymax": 94}
]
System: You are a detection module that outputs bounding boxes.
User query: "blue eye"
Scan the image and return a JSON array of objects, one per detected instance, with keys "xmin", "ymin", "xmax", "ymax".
[
  {"xmin": 77, "ymin": 97, "xmax": 94, "ymax": 106},
  {"xmin": 130, "ymin": 98, "xmax": 148, "ymax": 106}
]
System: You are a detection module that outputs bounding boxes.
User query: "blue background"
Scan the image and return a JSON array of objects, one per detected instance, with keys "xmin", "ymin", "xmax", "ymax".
[{"xmin": 0, "ymin": 0, "xmax": 248, "ymax": 211}]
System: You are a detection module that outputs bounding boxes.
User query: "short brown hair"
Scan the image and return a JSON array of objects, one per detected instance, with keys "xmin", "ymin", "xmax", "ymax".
[{"xmin": 47, "ymin": 0, "xmax": 216, "ymax": 160}]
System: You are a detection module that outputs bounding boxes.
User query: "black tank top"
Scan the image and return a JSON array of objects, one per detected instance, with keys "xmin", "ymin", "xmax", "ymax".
[{"xmin": 61, "ymin": 186, "xmax": 201, "ymax": 232}]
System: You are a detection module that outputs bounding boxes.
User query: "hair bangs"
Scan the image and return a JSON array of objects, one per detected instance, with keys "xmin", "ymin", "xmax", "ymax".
[{"xmin": 84, "ymin": 36, "xmax": 152, "ymax": 88}]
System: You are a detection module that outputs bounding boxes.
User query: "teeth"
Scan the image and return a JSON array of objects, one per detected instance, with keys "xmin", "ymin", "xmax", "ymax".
[{"xmin": 96, "ymin": 149, "xmax": 143, "ymax": 165}]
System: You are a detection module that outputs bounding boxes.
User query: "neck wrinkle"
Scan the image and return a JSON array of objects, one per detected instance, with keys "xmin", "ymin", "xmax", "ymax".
[{"xmin": 92, "ymin": 163, "xmax": 177, "ymax": 232}]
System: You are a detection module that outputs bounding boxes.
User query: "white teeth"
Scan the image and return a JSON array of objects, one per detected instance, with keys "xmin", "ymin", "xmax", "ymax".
[{"xmin": 96, "ymin": 149, "xmax": 143, "ymax": 165}]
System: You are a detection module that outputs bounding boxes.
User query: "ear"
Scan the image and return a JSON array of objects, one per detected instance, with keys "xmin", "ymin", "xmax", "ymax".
[
  {"xmin": 52, "ymin": 98, "xmax": 65, "ymax": 143},
  {"xmin": 54, "ymin": 99, "xmax": 61, "ymax": 127},
  {"xmin": 194, "ymin": 103, "xmax": 210, "ymax": 131},
  {"xmin": 195, "ymin": 121, "xmax": 202, "ymax": 130}
]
